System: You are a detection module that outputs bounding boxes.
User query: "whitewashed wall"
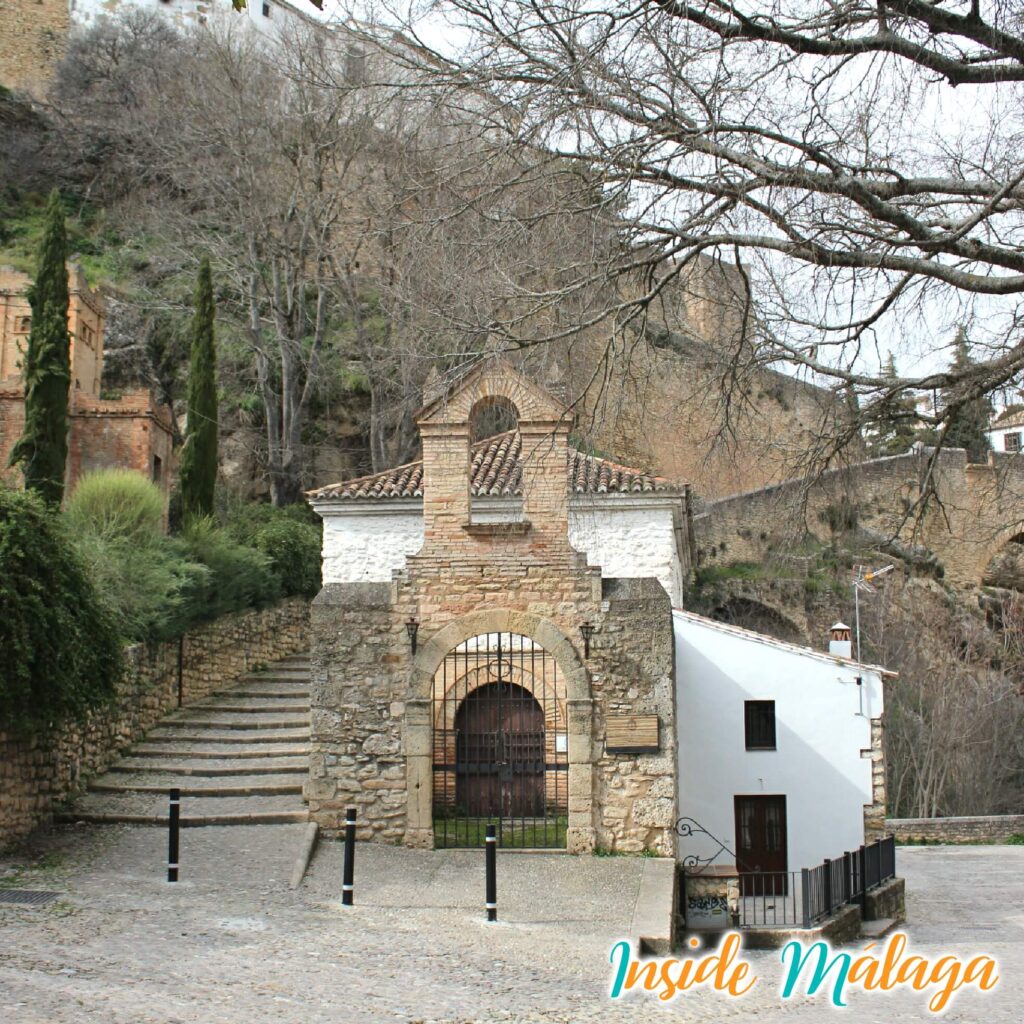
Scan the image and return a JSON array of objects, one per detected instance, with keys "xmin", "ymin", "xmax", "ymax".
[
  {"xmin": 71, "ymin": 0, "xmax": 300, "ymax": 39},
  {"xmin": 989, "ymin": 421, "xmax": 1024, "ymax": 453},
  {"xmin": 569, "ymin": 499, "xmax": 685, "ymax": 607},
  {"xmin": 314, "ymin": 497, "xmax": 686, "ymax": 605},
  {"xmin": 674, "ymin": 610, "xmax": 883, "ymax": 872}
]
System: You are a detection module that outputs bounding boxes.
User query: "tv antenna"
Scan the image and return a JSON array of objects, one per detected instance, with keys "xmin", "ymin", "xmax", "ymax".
[{"xmin": 851, "ymin": 564, "xmax": 894, "ymax": 662}]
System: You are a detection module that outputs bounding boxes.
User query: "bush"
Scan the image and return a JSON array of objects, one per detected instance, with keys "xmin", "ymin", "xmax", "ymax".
[
  {"xmin": 65, "ymin": 469, "xmax": 165, "ymax": 542},
  {"xmin": 0, "ymin": 487, "xmax": 123, "ymax": 733},
  {"xmin": 72, "ymin": 531, "xmax": 208, "ymax": 643},
  {"xmin": 221, "ymin": 501, "xmax": 321, "ymax": 597},
  {"xmin": 64, "ymin": 470, "xmax": 206, "ymax": 643},
  {"xmin": 179, "ymin": 517, "xmax": 281, "ymax": 622}
]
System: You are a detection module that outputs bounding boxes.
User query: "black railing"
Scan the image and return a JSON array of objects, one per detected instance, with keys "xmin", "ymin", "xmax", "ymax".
[{"xmin": 735, "ymin": 835, "xmax": 896, "ymax": 929}]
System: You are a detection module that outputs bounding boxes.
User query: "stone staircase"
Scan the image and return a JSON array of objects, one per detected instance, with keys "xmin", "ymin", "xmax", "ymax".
[{"xmin": 57, "ymin": 653, "xmax": 311, "ymax": 827}]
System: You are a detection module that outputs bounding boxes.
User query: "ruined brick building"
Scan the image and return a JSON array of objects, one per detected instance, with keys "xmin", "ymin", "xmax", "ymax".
[{"xmin": 0, "ymin": 264, "xmax": 175, "ymax": 503}]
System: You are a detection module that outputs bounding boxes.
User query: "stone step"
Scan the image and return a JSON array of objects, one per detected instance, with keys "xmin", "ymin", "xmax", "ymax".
[
  {"xmin": 144, "ymin": 729, "xmax": 310, "ymax": 744},
  {"xmin": 63, "ymin": 791, "xmax": 307, "ymax": 820},
  {"xmin": 220, "ymin": 688, "xmax": 310, "ymax": 699},
  {"xmin": 55, "ymin": 809, "xmax": 310, "ymax": 827},
  {"xmin": 129, "ymin": 744, "xmax": 310, "ymax": 759},
  {"xmin": 108, "ymin": 758, "xmax": 308, "ymax": 776},
  {"xmin": 187, "ymin": 702, "xmax": 310, "ymax": 714},
  {"xmin": 238, "ymin": 669, "xmax": 310, "ymax": 682},
  {"xmin": 158, "ymin": 716, "xmax": 309, "ymax": 730},
  {"xmin": 89, "ymin": 774, "xmax": 303, "ymax": 797},
  {"xmin": 860, "ymin": 917, "xmax": 899, "ymax": 939}
]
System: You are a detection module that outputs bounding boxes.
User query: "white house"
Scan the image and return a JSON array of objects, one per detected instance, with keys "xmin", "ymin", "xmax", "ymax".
[
  {"xmin": 989, "ymin": 408, "xmax": 1024, "ymax": 454},
  {"xmin": 674, "ymin": 611, "xmax": 888, "ymax": 875}
]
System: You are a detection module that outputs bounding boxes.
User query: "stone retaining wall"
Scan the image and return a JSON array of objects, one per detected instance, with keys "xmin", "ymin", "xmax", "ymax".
[
  {"xmin": 886, "ymin": 815, "xmax": 1024, "ymax": 844},
  {"xmin": 0, "ymin": 597, "xmax": 309, "ymax": 848}
]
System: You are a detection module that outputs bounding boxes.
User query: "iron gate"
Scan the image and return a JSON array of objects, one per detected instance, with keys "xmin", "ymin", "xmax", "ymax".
[{"xmin": 432, "ymin": 632, "xmax": 568, "ymax": 848}]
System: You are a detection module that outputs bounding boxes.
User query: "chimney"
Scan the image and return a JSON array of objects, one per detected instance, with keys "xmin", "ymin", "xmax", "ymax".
[{"xmin": 829, "ymin": 622, "xmax": 852, "ymax": 659}]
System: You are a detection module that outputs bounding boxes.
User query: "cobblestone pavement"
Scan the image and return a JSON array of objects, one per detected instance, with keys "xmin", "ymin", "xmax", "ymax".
[{"xmin": 0, "ymin": 826, "xmax": 1021, "ymax": 1023}]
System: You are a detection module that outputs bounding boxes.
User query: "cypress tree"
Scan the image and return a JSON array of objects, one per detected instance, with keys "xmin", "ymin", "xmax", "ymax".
[
  {"xmin": 868, "ymin": 353, "xmax": 921, "ymax": 457},
  {"xmin": 9, "ymin": 190, "xmax": 71, "ymax": 505},
  {"xmin": 941, "ymin": 327, "xmax": 993, "ymax": 462},
  {"xmin": 179, "ymin": 257, "xmax": 218, "ymax": 520}
]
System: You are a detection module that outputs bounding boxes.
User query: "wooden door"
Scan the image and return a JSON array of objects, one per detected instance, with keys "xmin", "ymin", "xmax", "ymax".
[
  {"xmin": 455, "ymin": 682, "xmax": 545, "ymax": 818},
  {"xmin": 735, "ymin": 795, "xmax": 788, "ymax": 896}
]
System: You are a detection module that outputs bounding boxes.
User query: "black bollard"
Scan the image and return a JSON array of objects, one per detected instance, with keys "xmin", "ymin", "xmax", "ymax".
[
  {"xmin": 167, "ymin": 788, "xmax": 180, "ymax": 882},
  {"xmin": 485, "ymin": 823, "xmax": 497, "ymax": 922},
  {"xmin": 342, "ymin": 807, "xmax": 356, "ymax": 906}
]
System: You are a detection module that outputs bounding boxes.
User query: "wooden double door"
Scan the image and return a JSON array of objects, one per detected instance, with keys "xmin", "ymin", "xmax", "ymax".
[
  {"xmin": 455, "ymin": 681, "xmax": 545, "ymax": 818},
  {"xmin": 735, "ymin": 795, "xmax": 788, "ymax": 896}
]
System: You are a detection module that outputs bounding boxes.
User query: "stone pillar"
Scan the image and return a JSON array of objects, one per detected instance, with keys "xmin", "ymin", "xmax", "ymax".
[
  {"xmin": 566, "ymin": 697, "xmax": 596, "ymax": 853},
  {"xmin": 419, "ymin": 424, "xmax": 470, "ymax": 548},
  {"xmin": 403, "ymin": 698, "xmax": 434, "ymax": 849}
]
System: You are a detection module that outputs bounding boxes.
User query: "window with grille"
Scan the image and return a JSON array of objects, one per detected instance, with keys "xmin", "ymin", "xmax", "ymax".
[
  {"xmin": 744, "ymin": 700, "xmax": 776, "ymax": 750},
  {"xmin": 1004, "ymin": 432, "xmax": 1022, "ymax": 453}
]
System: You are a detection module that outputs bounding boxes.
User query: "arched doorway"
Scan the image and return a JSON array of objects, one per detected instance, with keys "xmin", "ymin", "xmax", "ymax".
[{"xmin": 432, "ymin": 632, "xmax": 568, "ymax": 848}]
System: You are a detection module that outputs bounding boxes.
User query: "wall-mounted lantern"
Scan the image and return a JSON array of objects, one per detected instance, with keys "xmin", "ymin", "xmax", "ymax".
[
  {"xmin": 580, "ymin": 622, "xmax": 594, "ymax": 659},
  {"xmin": 406, "ymin": 618, "xmax": 420, "ymax": 656}
]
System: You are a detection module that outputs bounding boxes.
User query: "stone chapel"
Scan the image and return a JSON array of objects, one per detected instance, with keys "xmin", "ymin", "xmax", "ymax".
[{"xmin": 309, "ymin": 358, "xmax": 680, "ymax": 855}]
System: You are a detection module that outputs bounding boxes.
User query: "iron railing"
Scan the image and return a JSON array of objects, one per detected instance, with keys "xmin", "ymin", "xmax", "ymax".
[{"xmin": 735, "ymin": 835, "xmax": 896, "ymax": 929}]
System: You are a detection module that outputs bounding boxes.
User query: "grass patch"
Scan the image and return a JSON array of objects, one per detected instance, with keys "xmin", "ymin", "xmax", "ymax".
[
  {"xmin": 433, "ymin": 816, "xmax": 567, "ymax": 849},
  {"xmin": 693, "ymin": 562, "xmax": 768, "ymax": 587}
]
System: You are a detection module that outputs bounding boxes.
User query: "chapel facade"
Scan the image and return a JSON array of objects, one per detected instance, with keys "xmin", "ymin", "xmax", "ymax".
[{"xmin": 309, "ymin": 358, "xmax": 679, "ymax": 854}]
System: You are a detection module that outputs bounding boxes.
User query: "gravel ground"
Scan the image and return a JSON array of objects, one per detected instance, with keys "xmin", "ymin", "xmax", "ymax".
[{"xmin": 0, "ymin": 826, "xmax": 1021, "ymax": 1023}]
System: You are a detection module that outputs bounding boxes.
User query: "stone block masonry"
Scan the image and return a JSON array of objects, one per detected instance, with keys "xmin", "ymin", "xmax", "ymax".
[
  {"xmin": 886, "ymin": 815, "xmax": 1024, "ymax": 844},
  {"xmin": 0, "ymin": 0, "xmax": 69, "ymax": 94},
  {"xmin": 0, "ymin": 597, "xmax": 309, "ymax": 848}
]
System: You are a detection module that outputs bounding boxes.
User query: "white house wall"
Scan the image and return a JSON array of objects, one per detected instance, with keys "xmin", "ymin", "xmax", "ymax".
[
  {"xmin": 317, "ymin": 499, "xmax": 685, "ymax": 605},
  {"xmin": 674, "ymin": 610, "xmax": 883, "ymax": 872},
  {"xmin": 70, "ymin": 0, "xmax": 300, "ymax": 39}
]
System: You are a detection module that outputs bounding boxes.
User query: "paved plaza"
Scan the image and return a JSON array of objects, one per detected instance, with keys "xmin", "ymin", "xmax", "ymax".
[{"xmin": 1, "ymin": 825, "xmax": 1021, "ymax": 1023}]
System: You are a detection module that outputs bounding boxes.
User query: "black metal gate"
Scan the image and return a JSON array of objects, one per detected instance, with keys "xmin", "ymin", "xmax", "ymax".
[{"xmin": 432, "ymin": 632, "xmax": 568, "ymax": 848}]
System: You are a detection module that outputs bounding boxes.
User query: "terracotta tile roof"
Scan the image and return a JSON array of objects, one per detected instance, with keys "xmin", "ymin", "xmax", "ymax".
[{"xmin": 307, "ymin": 431, "xmax": 679, "ymax": 500}]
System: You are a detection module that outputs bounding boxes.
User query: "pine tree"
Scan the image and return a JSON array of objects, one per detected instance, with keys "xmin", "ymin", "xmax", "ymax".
[
  {"xmin": 179, "ymin": 257, "xmax": 218, "ymax": 520},
  {"xmin": 868, "ymin": 353, "xmax": 921, "ymax": 457},
  {"xmin": 941, "ymin": 328, "xmax": 993, "ymax": 462},
  {"xmin": 9, "ymin": 190, "xmax": 71, "ymax": 506}
]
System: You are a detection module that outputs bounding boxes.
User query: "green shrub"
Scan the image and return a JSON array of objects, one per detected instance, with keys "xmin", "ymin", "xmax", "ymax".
[
  {"xmin": 65, "ymin": 469, "xmax": 164, "ymax": 543},
  {"xmin": 71, "ymin": 532, "xmax": 208, "ymax": 644},
  {"xmin": 179, "ymin": 517, "xmax": 281, "ymax": 622},
  {"xmin": 251, "ymin": 517, "xmax": 321, "ymax": 596},
  {"xmin": 0, "ymin": 487, "xmax": 123, "ymax": 733},
  {"xmin": 222, "ymin": 501, "xmax": 321, "ymax": 597},
  {"xmin": 64, "ymin": 470, "xmax": 206, "ymax": 643}
]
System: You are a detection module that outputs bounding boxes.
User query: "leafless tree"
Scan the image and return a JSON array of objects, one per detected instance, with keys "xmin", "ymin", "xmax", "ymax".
[
  {"xmin": 864, "ymin": 579, "xmax": 1023, "ymax": 817},
  {"xmin": 337, "ymin": 1, "xmax": 1024, "ymax": 467}
]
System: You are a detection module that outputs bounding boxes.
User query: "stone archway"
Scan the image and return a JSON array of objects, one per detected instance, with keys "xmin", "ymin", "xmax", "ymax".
[
  {"xmin": 709, "ymin": 596, "xmax": 806, "ymax": 645},
  {"xmin": 403, "ymin": 609, "xmax": 594, "ymax": 851},
  {"xmin": 981, "ymin": 527, "xmax": 1024, "ymax": 590}
]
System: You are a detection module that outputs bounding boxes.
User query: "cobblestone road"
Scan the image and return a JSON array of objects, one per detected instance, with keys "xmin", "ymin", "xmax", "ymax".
[{"xmin": 1, "ymin": 826, "xmax": 1021, "ymax": 1023}]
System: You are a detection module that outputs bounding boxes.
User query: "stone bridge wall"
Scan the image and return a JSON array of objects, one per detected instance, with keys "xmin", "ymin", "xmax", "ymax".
[
  {"xmin": 0, "ymin": 597, "xmax": 309, "ymax": 849},
  {"xmin": 886, "ymin": 815, "xmax": 1024, "ymax": 844},
  {"xmin": 694, "ymin": 449, "xmax": 1024, "ymax": 588}
]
